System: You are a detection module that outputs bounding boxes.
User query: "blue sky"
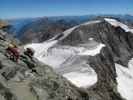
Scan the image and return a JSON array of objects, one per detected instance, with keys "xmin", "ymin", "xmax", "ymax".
[{"xmin": 0, "ymin": 0, "xmax": 133, "ymax": 19}]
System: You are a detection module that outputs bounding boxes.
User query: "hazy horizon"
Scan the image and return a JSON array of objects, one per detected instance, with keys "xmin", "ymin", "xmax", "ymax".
[{"xmin": 0, "ymin": 0, "xmax": 133, "ymax": 19}]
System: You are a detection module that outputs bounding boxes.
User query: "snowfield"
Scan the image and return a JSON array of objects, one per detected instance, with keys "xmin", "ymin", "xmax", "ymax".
[
  {"xmin": 78, "ymin": 43, "xmax": 105, "ymax": 56},
  {"xmin": 63, "ymin": 71, "xmax": 97, "ymax": 88},
  {"xmin": 25, "ymin": 38, "xmax": 105, "ymax": 87},
  {"xmin": 115, "ymin": 58, "xmax": 133, "ymax": 100}
]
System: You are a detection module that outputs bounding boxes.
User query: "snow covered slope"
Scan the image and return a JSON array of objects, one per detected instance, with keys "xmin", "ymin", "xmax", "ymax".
[
  {"xmin": 115, "ymin": 58, "xmax": 133, "ymax": 100},
  {"xmin": 105, "ymin": 18, "xmax": 133, "ymax": 33}
]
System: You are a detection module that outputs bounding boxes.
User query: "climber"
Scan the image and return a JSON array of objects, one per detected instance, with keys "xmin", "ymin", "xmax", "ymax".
[
  {"xmin": 24, "ymin": 47, "xmax": 35, "ymax": 60},
  {"xmin": 5, "ymin": 42, "xmax": 20, "ymax": 62}
]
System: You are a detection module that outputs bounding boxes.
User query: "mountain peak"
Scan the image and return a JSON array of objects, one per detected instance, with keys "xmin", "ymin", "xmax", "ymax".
[{"xmin": 26, "ymin": 18, "xmax": 133, "ymax": 100}]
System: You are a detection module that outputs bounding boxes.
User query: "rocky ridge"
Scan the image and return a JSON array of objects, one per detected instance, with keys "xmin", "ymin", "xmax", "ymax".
[{"xmin": 0, "ymin": 28, "xmax": 88, "ymax": 100}]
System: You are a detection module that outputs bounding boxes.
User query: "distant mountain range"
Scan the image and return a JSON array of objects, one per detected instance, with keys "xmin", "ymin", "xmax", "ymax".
[{"xmin": 8, "ymin": 18, "xmax": 37, "ymax": 36}]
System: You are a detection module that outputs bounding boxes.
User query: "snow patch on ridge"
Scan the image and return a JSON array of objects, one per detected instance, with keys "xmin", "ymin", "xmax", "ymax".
[
  {"xmin": 104, "ymin": 18, "xmax": 133, "ymax": 33},
  {"xmin": 81, "ymin": 20, "xmax": 101, "ymax": 26},
  {"xmin": 59, "ymin": 26, "xmax": 79, "ymax": 40},
  {"xmin": 115, "ymin": 59, "xmax": 133, "ymax": 100},
  {"xmin": 59, "ymin": 20, "xmax": 101, "ymax": 40}
]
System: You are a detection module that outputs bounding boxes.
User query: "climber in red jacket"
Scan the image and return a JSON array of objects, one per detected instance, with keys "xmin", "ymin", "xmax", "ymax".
[{"xmin": 6, "ymin": 43, "xmax": 20, "ymax": 62}]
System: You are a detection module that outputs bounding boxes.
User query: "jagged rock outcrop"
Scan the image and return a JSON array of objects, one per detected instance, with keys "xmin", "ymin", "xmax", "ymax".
[{"xmin": 0, "ymin": 28, "xmax": 88, "ymax": 100}]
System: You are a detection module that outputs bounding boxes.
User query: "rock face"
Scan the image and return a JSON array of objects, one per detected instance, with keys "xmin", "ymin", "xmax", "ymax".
[{"xmin": 0, "ymin": 28, "xmax": 88, "ymax": 100}]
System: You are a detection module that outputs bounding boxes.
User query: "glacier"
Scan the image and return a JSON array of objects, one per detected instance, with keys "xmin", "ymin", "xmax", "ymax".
[{"xmin": 25, "ymin": 38, "xmax": 105, "ymax": 87}]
